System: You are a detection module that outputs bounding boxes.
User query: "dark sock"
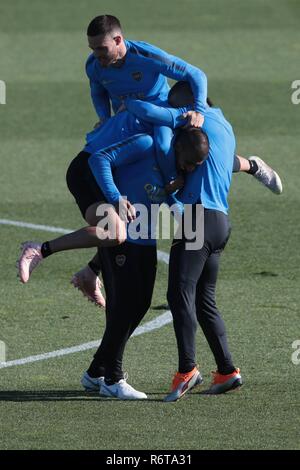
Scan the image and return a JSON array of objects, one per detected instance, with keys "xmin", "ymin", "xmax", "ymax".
[
  {"xmin": 246, "ymin": 159, "xmax": 259, "ymax": 175},
  {"xmin": 232, "ymin": 155, "xmax": 241, "ymax": 173},
  {"xmin": 87, "ymin": 360, "xmax": 105, "ymax": 378},
  {"xmin": 104, "ymin": 376, "xmax": 123, "ymax": 385},
  {"xmin": 104, "ymin": 378, "xmax": 116, "ymax": 386},
  {"xmin": 41, "ymin": 241, "xmax": 52, "ymax": 258}
]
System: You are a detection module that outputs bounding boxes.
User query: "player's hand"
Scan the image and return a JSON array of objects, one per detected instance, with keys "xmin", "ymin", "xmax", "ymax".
[
  {"xmin": 182, "ymin": 111, "xmax": 204, "ymax": 128},
  {"xmin": 117, "ymin": 198, "xmax": 136, "ymax": 222},
  {"xmin": 165, "ymin": 175, "xmax": 184, "ymax": 194}
]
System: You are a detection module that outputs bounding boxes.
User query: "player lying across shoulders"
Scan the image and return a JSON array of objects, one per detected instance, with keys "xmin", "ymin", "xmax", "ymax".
[{"xmin": 67, "ymin": 14, "xmax": 282, "ymax": 304}]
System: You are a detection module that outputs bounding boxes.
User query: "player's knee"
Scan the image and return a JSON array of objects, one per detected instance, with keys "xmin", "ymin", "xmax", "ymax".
[
  {"xmin": 167, "ymin": 281, "xmax": 194, "ymax": 309},
  {"xmin": 167, "ymin": 283, "xmax": 182, "ymax": 309},
  {"xmin": 85, "ymin": 211, "xmax": 97, "ymax": 226},
  {"xmin": 85, "ymin": 202, "xmax": 112, "ymax": 226},
  {"xmin": 104, "ymin": 224, "xmax": 127, "ymax": 245},
  {"xmin": 196, "ymin": 295, "xmax": 218, "ymax": 323}
]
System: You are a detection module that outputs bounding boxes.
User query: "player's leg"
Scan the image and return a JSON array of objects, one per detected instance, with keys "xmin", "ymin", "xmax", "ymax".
[
  {"xmin": 233, "ymin": 154, "xmax": 282, "ymax": 194},
  {"xmin": 194, "ymin": 210, "xmax": 242, "ymax": 394},
  {"xmin": 195, "ymin": 252, "xmax": 236, "ymax": 371},
  {"xmin": 195, "ymin": 253, "xmax": 242, "ymax": 394},
  {"xmin": 164, "ymin": 210, "xmax": 210, "ymax": 402},
  {"xmin": 81, "ymin": 240, "xmax": 118, "ymax": 390},
  {"xmin": 17, "ymin": 212, "xmax": 126, "ymax": 309},
  {"xmin": 66, "ymin": 150, "xmax": 124, "ymax": 305},
  {"xmin": 86, "ymin": 242, "xmax": 157, "ymax": 399},
  {"xmin": 17, "ymin": 151, "xmax": 126, "ymax": 309}
]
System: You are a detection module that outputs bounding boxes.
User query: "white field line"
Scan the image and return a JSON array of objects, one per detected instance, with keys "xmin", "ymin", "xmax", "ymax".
[
  {"xmin": 0, "ymin": 218, "xmax": 171, "ymax": 369},
  {"xmin": 0, "ymin": 312, "xmax": 172, "ymax": 369}
]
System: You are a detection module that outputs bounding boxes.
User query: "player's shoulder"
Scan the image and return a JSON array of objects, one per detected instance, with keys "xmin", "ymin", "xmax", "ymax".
[
  {"xmin": 126, "ymin": 39, "xmax": 170, "ymax": 59},
  {"xmin": 203, "ymin": 107, "xmax": 235, "ymax": 143},
  {"xmin": 204, "ymin": 107, "xmax": 232, "ymax": 129}
]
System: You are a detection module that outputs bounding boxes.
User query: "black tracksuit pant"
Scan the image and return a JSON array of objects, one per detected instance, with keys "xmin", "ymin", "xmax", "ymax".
[
  {"xmin": 88, "ymin": 242, "xmax": 157, "ymax": 382},
  {"xmin": 167, "ymin": 207, "xmax": 235, "ymax": 375}
]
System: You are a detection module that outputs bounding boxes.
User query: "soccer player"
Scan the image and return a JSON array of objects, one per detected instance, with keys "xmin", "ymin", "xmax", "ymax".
[
  {"xmin": 85, "ymin": 14, "xmax": 206, "ymax": 127},
  {"xmin": 163, "ymin": 82, "xmax": 243, "ymax": 401}
]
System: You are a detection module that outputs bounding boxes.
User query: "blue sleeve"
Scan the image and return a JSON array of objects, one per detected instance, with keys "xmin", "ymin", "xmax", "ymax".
[
  {"xmin": 166, "ymin": 194, "xmax": 184, "ymax": 222},
  {"xmin": 125, "ymin": 99, "xmax": 191, "ymax": 128},
  {"xmin": 86, "ymin": 56, "xmax": 111, "ymax": 120},
  {"xmin": 130, "ymin": 41, "xmax": 207, "ymax": 111},
  {"xmin": 90, "ymin": 82, "xmax": 111, "ymax": 120},
  {"xmin": 176, "ymin": 166, "xmax": 203, "ymax": 204},
  {"xmin": 88, "ymin": 134, "xmax": 154, "ymax": 204},
  {"xmin": 153, "ymin": 126, "xmax": 177, "ymax": 184}
]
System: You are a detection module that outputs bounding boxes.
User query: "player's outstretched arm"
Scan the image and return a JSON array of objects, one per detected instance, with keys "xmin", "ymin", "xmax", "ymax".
[
  {"xmin": 86, "ymin": 57, "xmax": 111, "ymax": 122},
  {"xmin": 88, "ymin": 134, "xmax": 155, "ymax": 204},
  {"xmin": 131, "ymin": 41, "xmax": 207, "ymax": 123},
  {"xmin": 125, "ymin": 98, "xmax": 191, "ymax": 128}
]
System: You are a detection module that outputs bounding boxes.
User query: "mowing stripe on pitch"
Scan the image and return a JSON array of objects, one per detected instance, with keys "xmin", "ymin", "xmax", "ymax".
[{"xmin": 0, "ymin": 218, "xmax": 171, "ymax": 369}]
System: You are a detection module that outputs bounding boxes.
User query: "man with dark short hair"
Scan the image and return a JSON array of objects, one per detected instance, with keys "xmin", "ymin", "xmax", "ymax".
[{"xmin": 86, "ymin": 14, "xmax": 206, "ymax": 127}]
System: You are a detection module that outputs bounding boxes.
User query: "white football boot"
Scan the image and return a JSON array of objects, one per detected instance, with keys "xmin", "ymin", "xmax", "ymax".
[
  {"xmin": 249, "ymin": 156, "xmax": 282, "ymax": 194},
  {"xmin": 81, "ymin": 371, "xmax": 104, "ymax": 391},
  {"xmin": 100, "ymin": 378, "xmax": 147, "ymax": 400}
]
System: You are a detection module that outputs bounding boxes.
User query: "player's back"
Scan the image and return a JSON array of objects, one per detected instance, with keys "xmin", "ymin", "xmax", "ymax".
[{"xmin": 84, "ymin": 109, "xmax": 153, "ymax": 154}]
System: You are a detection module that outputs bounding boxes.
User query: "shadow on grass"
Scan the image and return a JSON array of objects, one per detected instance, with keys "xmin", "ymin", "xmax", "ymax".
[
  {"xmin": 0, "ymin": 390, "xmax": 106, "ymax": 402},
  {"xmin": 0, "ymin": 390, "xmax": 167, "ymax": 402}
]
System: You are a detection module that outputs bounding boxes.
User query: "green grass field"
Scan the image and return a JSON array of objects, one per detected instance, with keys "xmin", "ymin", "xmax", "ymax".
[{"xmin": 0, "ymin": 0, "xmax": 299, "ymax": 450}]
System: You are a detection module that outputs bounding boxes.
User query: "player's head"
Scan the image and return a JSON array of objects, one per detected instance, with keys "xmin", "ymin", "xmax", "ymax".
[
  {"xmin": 174, "ymin": 127, "xmax": 209, "ymax": 172},
  {"xmin": 168, "ymin": 80, "xmax": 214, "ymax": 107},
  {"xmin": 87, "ymin": 15, "xmax": 125, "ymax": 67},
  {"xmin": 168, "ymin": 81, "xmax": 194, "ymax": 107}
]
